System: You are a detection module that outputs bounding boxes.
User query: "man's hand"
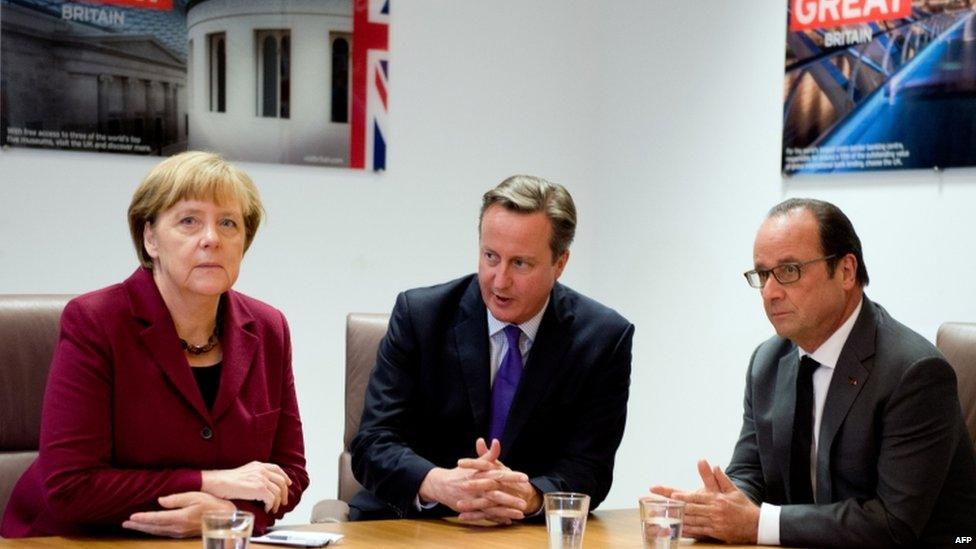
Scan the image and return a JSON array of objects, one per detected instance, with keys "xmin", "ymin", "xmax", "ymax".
[
  {"xmin": 201, "ymin": 461, "xmax": 291, "ymax": 513},
  {"xmin": 122, "ymin": 492, "xmax": 235, "ymax": 538},
  {"xmin": 663, "ymin": 459, "xmax": 759, "ymax": 544},
  {"xmin": 453, "ymin": 438, "xmax": 542, "ymax": 525}
]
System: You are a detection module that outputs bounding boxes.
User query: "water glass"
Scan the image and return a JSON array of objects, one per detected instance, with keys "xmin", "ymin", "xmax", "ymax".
[
  {"xmin": 202, "ymin": 510, "xmax": 254, "ymax": 549},
  {"xmin": 544, "ymin": 492, "xmax": 590, "ymax": 549},
  {"xmin": 639, "ymin": 496, "xmax": 685, "ymax": 548}
]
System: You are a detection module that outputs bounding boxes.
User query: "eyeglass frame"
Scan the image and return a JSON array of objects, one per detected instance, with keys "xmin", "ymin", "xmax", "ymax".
[{"xmin": 743, "ymin": 255, "xmax": 837, "ymax": 289}]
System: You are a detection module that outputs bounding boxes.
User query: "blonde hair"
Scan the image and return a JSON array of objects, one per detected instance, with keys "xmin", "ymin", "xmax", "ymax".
[{"xmin": 128, "ymin": 151, "xmax": 265, "ymax": 268}]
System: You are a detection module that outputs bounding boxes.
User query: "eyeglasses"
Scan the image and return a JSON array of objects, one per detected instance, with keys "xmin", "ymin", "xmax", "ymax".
[{"xmin": 743, "ymin": 255, "xmax": 836, "ymax": 289}]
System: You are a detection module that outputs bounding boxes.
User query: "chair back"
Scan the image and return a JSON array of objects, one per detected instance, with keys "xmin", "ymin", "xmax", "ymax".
[
  {"xmin": 0, "ymin": 295, "xmax": 71, "ymax": 521},
  {"xmin": 339, "ymin": 313, "xmax": 389, "ymax": 502},
  {"xmin": 936, "ymin": 322, "xmax": 976, "ymax": 451}
]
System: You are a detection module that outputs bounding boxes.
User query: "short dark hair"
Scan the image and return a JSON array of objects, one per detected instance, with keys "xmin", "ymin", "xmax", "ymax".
[{"xmin": 768, "ymin": 198, "xmax": 869, "ymax": 286}]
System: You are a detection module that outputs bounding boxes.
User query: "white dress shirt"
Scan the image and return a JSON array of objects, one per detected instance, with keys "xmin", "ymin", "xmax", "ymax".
[
  {"xmin": 486, "ymin": 300, "xmax": 547, "ymax": 384},
  {"xmin": 757, "ymin": 299, "xmax": 862, "ymax": 545}
]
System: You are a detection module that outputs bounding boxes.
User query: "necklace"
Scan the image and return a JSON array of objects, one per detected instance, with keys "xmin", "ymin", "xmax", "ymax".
[{"xmin": 180, "ymin": 327, "xmax": 219, "ymax": 355}]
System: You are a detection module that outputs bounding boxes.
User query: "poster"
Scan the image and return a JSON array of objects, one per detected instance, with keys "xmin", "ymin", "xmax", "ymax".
[
  {"xmin": 783, "ymin": 1, "xmax": 976, "ymax": 175},
  {"xmin": 0, "ymin": 0, "xmax": 389, "ymax": 170}
]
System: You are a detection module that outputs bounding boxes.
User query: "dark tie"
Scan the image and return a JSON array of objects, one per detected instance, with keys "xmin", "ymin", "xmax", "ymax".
[
  {"xmin": 790, "ymin": 355, "xmax": 819, "ymax": 504},
  {"xmin": 489, "ymin": 325, "xmax": 524, "ymax": 442}
]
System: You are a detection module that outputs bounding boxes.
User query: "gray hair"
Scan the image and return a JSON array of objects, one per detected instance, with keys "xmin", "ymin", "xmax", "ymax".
[{"xmin": 479, "ymin": 175, "xmax": 576, "ymax": 262}]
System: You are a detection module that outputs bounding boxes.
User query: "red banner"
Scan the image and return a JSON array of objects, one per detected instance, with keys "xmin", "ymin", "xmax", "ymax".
[
  {"xmin": 85, "ymin": 0, "xmax": 173, "ymax": 10},
  {"xmin": 789, "ymin": 0, "xmax": 909, "ymax": 31}
]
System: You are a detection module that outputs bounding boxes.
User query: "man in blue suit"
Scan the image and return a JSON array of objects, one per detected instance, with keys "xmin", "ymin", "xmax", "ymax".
[{"xmin": 350, "ymin": 175, "xmax": 634, "ymax": 523}]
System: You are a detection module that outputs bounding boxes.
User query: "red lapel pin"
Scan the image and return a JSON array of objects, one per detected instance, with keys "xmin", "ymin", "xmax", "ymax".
[{"xmin": 848, "ymin": 376, "xmax": 858, "ymax": 386}]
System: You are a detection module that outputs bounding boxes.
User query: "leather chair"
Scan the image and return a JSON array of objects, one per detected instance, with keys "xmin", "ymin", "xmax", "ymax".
[
  {"xmin": 310, "ymin": 313, "xmax": 389, "ymax": 523},
  {"xmin": 0, "ymin": 295, "xmax": 71, "ymax": 524},
  {"xmin": 936, "ymin": 322, "xmax": 976, "ymax": 451}
]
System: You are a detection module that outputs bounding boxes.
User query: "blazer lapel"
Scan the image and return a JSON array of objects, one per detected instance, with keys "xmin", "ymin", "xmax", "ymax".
[
  {"xmin": 815, "ymin": 300, "xmax": 874, "ymax": 503},
  {"xmin": 125, "ymin": 268, "xmax": 210, "ymax": 422},
  {"xmin": 772, "ymin": 350, "xmax": 799, "ymax": 502},
  {"xmin": 500, "ymin": 286, "xmax": 570, "ymax": 458},
  {"xmin": 211, "ymin": 291, "xmax": 258, "ymax": 421},
  {"xmin": 453, "ymin": 279, "xmax": 491, "ymax": 433}
]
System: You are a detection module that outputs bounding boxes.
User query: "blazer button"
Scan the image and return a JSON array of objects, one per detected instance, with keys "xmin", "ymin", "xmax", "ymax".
[{"xmin": 200, "ymin": 426, "xmax": 214, "ymax": 440}]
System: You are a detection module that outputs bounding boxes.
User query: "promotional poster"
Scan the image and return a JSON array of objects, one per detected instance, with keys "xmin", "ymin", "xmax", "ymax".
[
  {"xmin": 783, "ymin": 0, "xmax": 976, "ymax": 175},
  {"xmin": 0, "ymin": 0, "xmax": 389, "ymax": 170}
]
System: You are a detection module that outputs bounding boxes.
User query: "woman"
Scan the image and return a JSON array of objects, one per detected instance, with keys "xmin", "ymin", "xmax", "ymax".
[{"xmin": 0, "ymin": 152, "xmax": 308, "ymax": 538}]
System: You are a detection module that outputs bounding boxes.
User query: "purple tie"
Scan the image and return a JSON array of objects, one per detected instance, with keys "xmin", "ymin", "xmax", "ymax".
[{"xmin": 489, "ymin": 325, "xmax": 524, "ymax": 442}]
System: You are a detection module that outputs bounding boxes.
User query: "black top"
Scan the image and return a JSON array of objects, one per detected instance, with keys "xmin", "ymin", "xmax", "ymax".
[{"xmin": 191, "ymin": 363, "xmax": 222, "ymax": 411}]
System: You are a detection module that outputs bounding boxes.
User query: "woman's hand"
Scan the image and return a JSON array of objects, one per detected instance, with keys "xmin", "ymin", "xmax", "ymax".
[
  {"xmin": 202, "ymin": 461, "xmax": 292, "ymax": 513},
  {"xmin": 122, "ymin": 491, "xmax": 234, "ymax": 538}
]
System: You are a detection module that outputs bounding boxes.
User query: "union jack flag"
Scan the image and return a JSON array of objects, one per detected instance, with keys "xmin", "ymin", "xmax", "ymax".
[{"xmin": 351, "ymin": 0, "xmax": 389, "ymax": 171}]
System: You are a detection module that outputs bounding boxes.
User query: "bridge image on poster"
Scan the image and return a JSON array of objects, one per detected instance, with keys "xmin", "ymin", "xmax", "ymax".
[{"xmin": 783, "ymin": 2, "xmax": 976, "ymax": 174}]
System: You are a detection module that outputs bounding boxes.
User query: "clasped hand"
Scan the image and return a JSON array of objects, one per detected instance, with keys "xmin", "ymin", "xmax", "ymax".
[
  {"xmin": 650, "ymin": 459, "xmax": 759, "ymax": 544},
  {"xmin": 418, "ymin": 438, "xmax": 541, "ymax": 526}
]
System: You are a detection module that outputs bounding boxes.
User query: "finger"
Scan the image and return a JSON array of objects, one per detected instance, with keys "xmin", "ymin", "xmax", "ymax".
[
  {"xmin": 649, "ymin": 485, "xmax": 675, "ymax": 497},
  {"xmin": 697, "ymin": 459, "xmax": 720, "ymax": 492},
  {"xmin": 475, "ymin": 437, "xmax": 489, "ymax": 456},
  {"xmin": 680, "ymin": 524, "xmax": 712, "ymax": 540},
  {"xmin": 461, "ymin": 478, "xmax": 501, "ymax": 493},
  {"xmin": 712, "ymin": 465, "xmax": 737, "ymax": 494},
  {"xmin": 264, "ymin": 477, "xmax": 284, "ymax": 507},
  {"xmin": 468, "ymin": 469, "xmax": 529, "ymax": 483},
  {"xmin": 478, "ymin": 504, "xmax": 526, "ymax": 521},
  {"xmin": 123, "ymin": 520, "xmax": 175, "ymax": 536},
  {"xmin": 263, "ymin": 463, "xmax": 292, "ymax": 486},
  {"xmin": 263, "ymin": 465, "xmax": 291, "ymax": 506},
  {"xmin": 157, "ymin": 492, "xmax": 196, "ymax": 509},
  {"xmin": 482, "ymin": 490, "xmax": 527, "ymax": 510},
  {"xmin": 456, "ymin": 496, "xmax": 495, "ymax": 512},
  {"xmin": 485, "ymin": 439, "xmax": 501, "ymax": 462},
  {"xmin": 263, "ymin": 473, "xmax": 289, "ymax": 508},
  {"xmin": 673, "ymin": 490, "xmax": 713, "ymax": 505},
  {"xmin": 458, "ymin": 511, "xmax": 510, "ymax": 525},
  {"xmin": 459, "ymin": 508, "xmax": 521, "ymax": 523},
  {"xmin": 457, "ymin": 457, "xmax": 501, "ymax": 471},
  {"xmin": 128, "ymin": 509, "xmax": 185, "ymax": 525}
]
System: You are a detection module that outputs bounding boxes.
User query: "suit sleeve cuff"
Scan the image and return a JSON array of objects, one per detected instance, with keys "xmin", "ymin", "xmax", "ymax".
[{"xmin": 757, "ymin": 502, "xmax": 781, "ymax": 546}]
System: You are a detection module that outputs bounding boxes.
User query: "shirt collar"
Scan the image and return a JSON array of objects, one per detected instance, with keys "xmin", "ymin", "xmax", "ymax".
[
  {"xmin": 798, "ymin": 298, "xmax": 863, "ymax": 370},
  {"xmin": 486, "ymin": 297, "xmax": 549, "ymax": 342}
]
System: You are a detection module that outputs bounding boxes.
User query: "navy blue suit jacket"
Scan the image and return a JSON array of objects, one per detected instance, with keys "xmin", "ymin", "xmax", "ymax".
[{"xmin": 349, "ymin": 275, "xmax": 633, "ymax": 519}]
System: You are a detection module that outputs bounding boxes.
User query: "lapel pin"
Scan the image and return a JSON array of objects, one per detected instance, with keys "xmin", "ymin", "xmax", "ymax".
[{"xmin": 848, "ymin": 376, "xmax": 858, "ymax": 386}]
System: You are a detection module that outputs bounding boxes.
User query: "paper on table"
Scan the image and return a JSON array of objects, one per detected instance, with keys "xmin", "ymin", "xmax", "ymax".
[{"xmin": 251, "ymin": 530, "xmax": 344, "ymax": 547}]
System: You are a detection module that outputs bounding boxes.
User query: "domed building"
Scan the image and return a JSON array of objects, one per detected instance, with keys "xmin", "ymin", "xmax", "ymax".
[{"xmin": 186, "ymin": 0, "xmax": 352, "ymax": 165}]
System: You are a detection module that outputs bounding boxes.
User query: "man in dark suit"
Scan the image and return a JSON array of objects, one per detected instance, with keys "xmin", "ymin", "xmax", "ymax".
[
  {"xmin": 349, "ymin": 175, "xmax": 634, "ymax": 523},
  {"xmin": 653, "ymin": 198, "xmax": 976, "ymax": 546}
]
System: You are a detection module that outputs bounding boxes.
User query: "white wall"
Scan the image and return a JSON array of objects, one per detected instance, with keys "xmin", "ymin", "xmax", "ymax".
[{"xmin": 2, "ymin": 1, "xmax": 974, "ymax": 523}]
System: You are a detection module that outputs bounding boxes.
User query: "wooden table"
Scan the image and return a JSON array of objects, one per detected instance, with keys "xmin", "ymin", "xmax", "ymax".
[{"xmin": 0, "ymin": 509, "xmax": 769, "ymax": 548}]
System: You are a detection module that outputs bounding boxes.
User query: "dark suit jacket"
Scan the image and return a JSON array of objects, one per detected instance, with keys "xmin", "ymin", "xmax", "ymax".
[
  {"xmin": 727, "ymin": 297, "xmax": 976, "ymax": 547},
  {"xmin": 349, "ymin": 274, "xmax": 633, "ymax": 519},
  {"xmin": 0, "ymin": 268, "xmax": 308, "ymax": 537}
]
